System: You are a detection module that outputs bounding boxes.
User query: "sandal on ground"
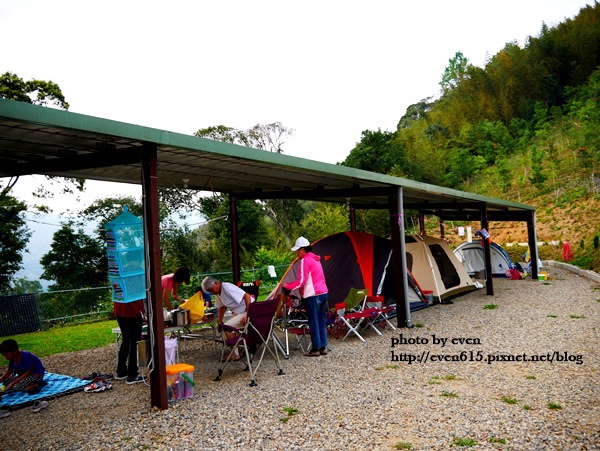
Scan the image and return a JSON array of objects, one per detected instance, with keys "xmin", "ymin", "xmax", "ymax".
[{"xmin": 221, "ymin": 353, "xmax": 240, "ymax": 362}]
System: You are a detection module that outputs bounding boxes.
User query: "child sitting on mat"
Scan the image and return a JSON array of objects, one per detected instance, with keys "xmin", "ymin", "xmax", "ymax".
[{"xmin": 0, "ymin": 339, "xmax": 46, "ymax": 392}]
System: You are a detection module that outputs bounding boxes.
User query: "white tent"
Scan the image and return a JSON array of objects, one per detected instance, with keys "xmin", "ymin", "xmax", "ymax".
[
  {"xmin": 453, "ymin": 241, "xmax": 513, "ymax": 277},
  {"xmin": 404, "ymin": 235, "xmax": 478, "ymax": 302}
]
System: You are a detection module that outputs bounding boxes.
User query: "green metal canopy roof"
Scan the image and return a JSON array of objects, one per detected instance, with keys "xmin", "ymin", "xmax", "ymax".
[{"xmin": 0, "ymin": 99, "xmax": 534, "ymax": 221}]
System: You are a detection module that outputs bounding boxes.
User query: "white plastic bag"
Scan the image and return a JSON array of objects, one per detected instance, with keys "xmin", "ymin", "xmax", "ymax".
[
  {"xmin": 163, "ymin": 308, "xmax": 172, "ymax": 322},
  {"xmin": 164, "ymin": 337, "xmax": 177, "ymax": 366}
]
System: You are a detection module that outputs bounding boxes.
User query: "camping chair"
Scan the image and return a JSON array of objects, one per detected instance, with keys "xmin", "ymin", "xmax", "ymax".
[
  {"xmin": 364, "ymin": 295, "xmax": 397, "ymax": 333},
  {"xmin": 274, "ymin": 289, "xmax": 311, "ymax": 356},
  {"xmin": 214, "ymin": 297, "xmax": 285, "ymax": 386},
  {"xmin": 332, "ymin": 288, "xmax": 380, "ymax": 342},
  {"xmin": 237, "ymin": 280, "xmax": 259, "ymax": 302},
  {"xmin": 284, "ymin": 295, "xmax": 311, "ymax": 353},
  {"xmin": 326, "ymin": 306, "xmax": 345, "ymax": 339}
]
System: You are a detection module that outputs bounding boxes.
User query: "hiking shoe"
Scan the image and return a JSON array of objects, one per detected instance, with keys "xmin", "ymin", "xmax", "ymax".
[
  {"xmin": 114, "ymin": 374, "xmax": 128, "ymax": 380},
  {"xmin": 126, "ymin": 375, "xmax": 146, "ymax": 385},
  {"xmin": 31, "ymin": 400, "xmax": 48, "ymax": 413},
  {"xmin": 83, "ymin": 372, "xmax": 101, "ymax": 380},
  {"xmin": 84, "ymin": 379, "xmax": 112, "ymax": 393},
  {"xmin": 84, "ymin": 372, "xmax": 113, "ymax": 380},
  {"xmin": 0, "ymin": 410, "xmax": 10, "ymax": 418},
  {"xmin": 304, "ymin": 350, "xmax": 321, "ymax": 357}
]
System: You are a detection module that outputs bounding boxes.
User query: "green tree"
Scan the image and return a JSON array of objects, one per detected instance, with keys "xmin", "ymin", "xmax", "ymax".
[
  {"xmin": 194, "ymin": 122, "xmax": 293, "ymax": 151},
  {"xmin": 353, "ymin": 209, "xmax": 390, "ymax": 238},
  {"xmin": 40, "ymin": 224, "xmax": 107, "ymax": 289},
  {"xmin": 397, "ymin": 98, "xmax": 436, "ymax": 129},
  {"xmin": 299, "ymin": 203, "xmax": 348, "ymax": 242},
  {"xmin": 440, "ymin": 51, "xmax": 471, "ymax": 94},
  {"xmin": 528, "ymin": 145, "xmax": 547, "ymax": 188},
  {"xmin": 1, "ymin": 72, "xmax": 86, "ymax": 212},
  {"xmin": 0, "ymin": 191, "xmax": 31, "ymax": 293},
  {"xmin": 495, "ymin": 157, "xmax": 512, "ymax": 194},
  {"xmin": 0, "ymin": 71, "xmax": 69, "ymax": 109},
  {"xmin": 198, "ymin": 193, "xmax": 268, "ymax": 271},
  {"xmin": 341, "ymin": 129, "xmax": 403, "ymax": 175},
  {"xmin": 10, "ymin": 277, "xmax": 43, "ymax": 294},
  {"xmin": 191, "ymin": 123, "xmax": 303, "ymax": 248},
  {"xmin": 79, "ymin": 196, "xmax": 146, "ymax": 225},
  {"xmin": 248, "ymin": 246, "xmax": 295, "ymax": 283},
  {"xmin": 161, "ymin": 225, "xmax": 212, "ymax": 280},
  {"xmin": 79, "ymin": 195, "xmax": 210, "ymax": 279}
]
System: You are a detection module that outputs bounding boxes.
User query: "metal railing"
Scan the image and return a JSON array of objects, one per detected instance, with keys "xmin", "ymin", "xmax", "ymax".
[{"xmin": 1, "ymin": 264, "xmax": 291, "ymax": 334}]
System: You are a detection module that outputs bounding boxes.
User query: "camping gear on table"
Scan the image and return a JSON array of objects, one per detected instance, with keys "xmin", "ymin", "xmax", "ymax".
[
  {"xmin": 170, "ymin": 308, "xmax": 191, "ymax": 326},
  {"xmin": 180, "ymin": 292, "xmax": 206, "ymax": 323}
]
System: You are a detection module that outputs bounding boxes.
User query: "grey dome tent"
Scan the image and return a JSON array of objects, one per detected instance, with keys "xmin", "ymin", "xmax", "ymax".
[{"xmin": 453, "ymin": 240, "xmax": 513, "ymax": 278}]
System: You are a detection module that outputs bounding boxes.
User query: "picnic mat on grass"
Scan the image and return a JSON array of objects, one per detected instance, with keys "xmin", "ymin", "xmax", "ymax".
[{"xmin": 0, "ymin": 372, "xmax": 89, "ymax": 410}]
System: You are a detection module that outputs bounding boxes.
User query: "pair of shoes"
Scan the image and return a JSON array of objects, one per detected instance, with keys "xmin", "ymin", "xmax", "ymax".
[
  {"xmin": 84, "ymin": 379, "xmax": 113, "ymax": 393},
  {"xmin": 319, "ymin": 348, "xmax": 328, "ymax": 355},
  {"xmin": 31, "ymin": 400, "xmax": 48, "ymax": 413},
  {"xmin": 83, "ymin": 372, "xmax": 114, "ymax": 380},
  {"xmin": 114, "ymin": 374, "xmax": 127, "ymax": 380},
  {"xmin": 83, "ymin": 372, "xmax": 100, "ymax": 380},
  {"xmin": 126, "ymin": 375, "xmax": 146, "ymax": 385},
  {"xmin": 304, "ymin": 350, "xmax": 321, "ymax": 357},
  {"xmin": 0, "ymin": 409, "xmax": 10, "ymax": 418}
]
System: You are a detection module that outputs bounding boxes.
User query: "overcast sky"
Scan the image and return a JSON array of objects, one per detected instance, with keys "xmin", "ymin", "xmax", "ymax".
[
  {"xmin": 2, "ymin": 0, "xmax": 593, "ymax": 208},
  {"xmin": 1, "ymin": 0, "xmax": 593, "ymax": 283}
]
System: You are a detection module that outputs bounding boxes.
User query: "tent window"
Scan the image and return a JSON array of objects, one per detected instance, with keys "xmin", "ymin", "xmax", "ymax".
[{"xmin": 428, "ymin": 245, "xmax": 460, "ymax": 288}]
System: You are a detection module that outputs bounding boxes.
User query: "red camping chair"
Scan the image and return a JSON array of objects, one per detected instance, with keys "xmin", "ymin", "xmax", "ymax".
[
  {"xmin": 332, "ymin": 288, "xmax": 381, "ymax": 342},
  {"xmin": 284, "ymin": 295, "xmax": 311, "ymax": 353},
  {"xmin": 364, "ymin": 295, "xmax": 397, "ymax": 333},
  {"xmin": 237, "ymin": 280, "xmax": 259, "ymax": 302},
  {"xmin": 326, "ymin": 306, "xmax": 345, "ymax": 339}
]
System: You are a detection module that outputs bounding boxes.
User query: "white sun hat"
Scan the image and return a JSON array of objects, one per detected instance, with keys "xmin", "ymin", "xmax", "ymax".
[{"xmin": 291, "ymin": 236, "xmax": 310, "ymax": 251}]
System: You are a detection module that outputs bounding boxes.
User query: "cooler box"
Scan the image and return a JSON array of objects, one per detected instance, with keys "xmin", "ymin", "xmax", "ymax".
[{"xmin": 166, "ymin": 363, "xmax": 195, "ymax": 401}]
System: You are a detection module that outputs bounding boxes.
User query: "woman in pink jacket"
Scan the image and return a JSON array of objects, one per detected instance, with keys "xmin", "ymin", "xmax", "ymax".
[{"xmin": 284, "ymin": 237, "xmax": 329, "ymax": 356}]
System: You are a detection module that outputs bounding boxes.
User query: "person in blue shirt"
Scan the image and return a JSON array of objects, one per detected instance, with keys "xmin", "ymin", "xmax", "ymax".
[{"xmin": 0, "ymin": 339, "xmax": 45, "ymax": 392}]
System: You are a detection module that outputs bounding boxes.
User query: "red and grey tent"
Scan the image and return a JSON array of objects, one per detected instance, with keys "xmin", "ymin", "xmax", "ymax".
[{"xmin": 272, "ymin": 231, "xmax": 429, "ymax": 309}]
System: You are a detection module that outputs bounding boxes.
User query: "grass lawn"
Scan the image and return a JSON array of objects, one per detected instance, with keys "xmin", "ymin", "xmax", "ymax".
[{"xmin": 0, "ymin": 320, "xmax": 118, "ymax": 363}]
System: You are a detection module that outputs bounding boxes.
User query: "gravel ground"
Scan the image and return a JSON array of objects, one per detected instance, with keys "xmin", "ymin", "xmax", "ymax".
[{"xmin": 1, "ymin": 266, "xmax": 599, "ymax": 451}]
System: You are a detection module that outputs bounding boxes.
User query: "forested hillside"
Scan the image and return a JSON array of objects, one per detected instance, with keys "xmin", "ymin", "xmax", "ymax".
[{"xmin": 343, "ymin": 2, "xmax": 600, "ymax": 271}]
